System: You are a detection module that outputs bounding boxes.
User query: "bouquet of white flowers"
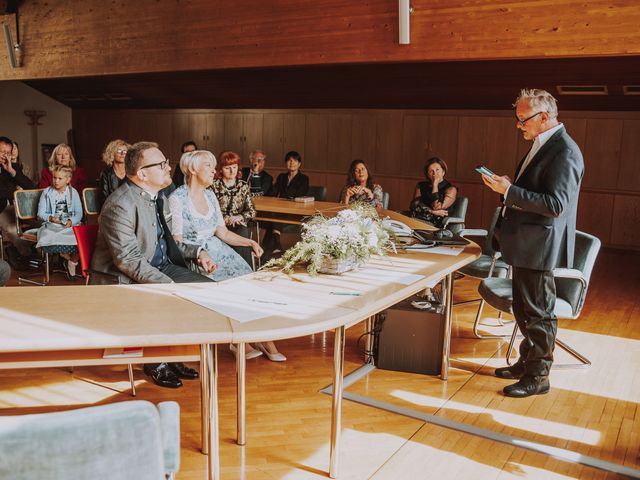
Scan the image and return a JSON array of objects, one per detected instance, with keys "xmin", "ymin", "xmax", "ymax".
[{"xmin": 261, "ymin": 202, "xmax": 395, "ymax": 275}]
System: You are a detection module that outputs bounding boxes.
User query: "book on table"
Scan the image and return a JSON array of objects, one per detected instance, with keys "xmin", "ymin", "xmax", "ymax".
[
  {"xmin": 102, "ymin": 347, "xmax": 144, "ymax": 358},
  {"xmin": 294, "ymin": 196, "xmax": 315, "ymax": 203}
]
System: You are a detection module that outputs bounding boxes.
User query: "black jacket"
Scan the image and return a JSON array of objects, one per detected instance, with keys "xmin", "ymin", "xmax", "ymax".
[
  {"xmin": 0, "ymin": 163, "xmax": 36, "ymax": 213},
  {"xmin": 270, "ymin": 171, "xmax": 309, "ymax": 199}
]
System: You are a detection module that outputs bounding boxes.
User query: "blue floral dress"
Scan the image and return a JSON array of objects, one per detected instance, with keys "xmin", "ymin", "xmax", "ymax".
[{"xmin": 168, "ymin": 186, "xmax": 252, "ymax": 281}]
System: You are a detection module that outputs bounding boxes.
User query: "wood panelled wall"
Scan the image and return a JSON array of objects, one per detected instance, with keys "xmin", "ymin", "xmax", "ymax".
[
  {"xmin": 73, "ymin": 108, "xmax": 640, "ymax": 252},
  {"xmin": 3, "ymin": 0, "xmax": 640, "ymax": 81}
]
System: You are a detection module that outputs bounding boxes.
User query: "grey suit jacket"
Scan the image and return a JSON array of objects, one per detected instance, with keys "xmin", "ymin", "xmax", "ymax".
[
  {"xmin": 91, "ymin": 180, "xmax": 199, "ymax": 284},
  {"xmin": 499, "ymin": 126, "xmax": 584, "ymax": 271}
]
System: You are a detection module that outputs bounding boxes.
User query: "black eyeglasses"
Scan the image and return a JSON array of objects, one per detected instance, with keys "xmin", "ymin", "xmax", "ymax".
[
  {"xmin": 139, "ymin": 159, "xmax": 169, "ymax": 171},
  {"xmin": 515, "ymin": 111, "xmax": 543, "ymax": 126}
]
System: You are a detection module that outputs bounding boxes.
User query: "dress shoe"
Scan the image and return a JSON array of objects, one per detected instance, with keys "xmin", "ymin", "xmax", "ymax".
[
  {"xmin": 169, "ymin": 362, "xmax": 199, "ymax": 379},
  {"xmin": 229, "ymin": 343, "xmax": 263, "ymax": 360},
  {"xmin": 143, "ymin": 363, "xmax": 182, "ymax": 388},
  {"xmin": 495, "ymin": 362, "xmax": 526, "ymax": 380},
  {"xmin": 503, "ymin": 375, "xmax": 550, "ymax": 398},
  {"xmin": 255, "ymin": 342, "xmax": 287, "ymax": 362}
]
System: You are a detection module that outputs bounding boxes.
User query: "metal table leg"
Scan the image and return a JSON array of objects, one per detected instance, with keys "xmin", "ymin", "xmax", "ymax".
[
  {"xmin": 200, "ymin": 344, "xmax": 210, "ymax": 455},
  {"xmin": 201, "ymin": 344, "xmax": 219, "ymax": 480},
  {"xmin": 329, "ymin": 325, "xmax": 345, "ymax": 478},
  {"xmin": 237, "ymin": 343, "xmax": 246, "ymax": 445},
  {"xmin": 440, "ymin": 273, "xmax": 454, "ymax": 381}
]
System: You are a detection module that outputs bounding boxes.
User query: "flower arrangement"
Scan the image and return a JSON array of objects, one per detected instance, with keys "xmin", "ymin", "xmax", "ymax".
[{"xmin": 261, "ymin": 202, "xmax": 395, "ymax": 275}]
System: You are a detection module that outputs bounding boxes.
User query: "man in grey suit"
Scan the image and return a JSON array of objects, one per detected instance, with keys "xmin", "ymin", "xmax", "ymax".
[
  {"xmin": 92, "ymin": 141, "xmax": 216, "ymax": 388},
  {"xmin": 482, "ymin": 89, "xmax": 584, "ymax": 398}
]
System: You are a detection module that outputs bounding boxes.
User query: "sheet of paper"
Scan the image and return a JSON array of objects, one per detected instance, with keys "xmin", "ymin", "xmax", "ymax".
[{"xmin": 346, "ymin": 267, "xmax": 424, "ymax": 286}]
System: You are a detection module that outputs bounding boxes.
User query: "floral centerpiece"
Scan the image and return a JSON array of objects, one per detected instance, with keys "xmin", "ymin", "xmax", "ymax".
[{"xmin": 261, "ymin": 202, "xmax": 395, "ymax": 275}]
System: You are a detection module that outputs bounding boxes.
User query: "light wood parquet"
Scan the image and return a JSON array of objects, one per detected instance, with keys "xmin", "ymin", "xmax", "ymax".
[{"xmin": 0, "ymin": 250, "xmax": 638, "ymax": 479}]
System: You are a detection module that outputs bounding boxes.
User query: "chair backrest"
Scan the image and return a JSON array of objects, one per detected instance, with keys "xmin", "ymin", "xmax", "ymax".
[
  {"xmin": 381, "ymin": 191, "xmax": 390, "ymax": 209},
  {"xmin": 445, "ymin": 194, "xmax": 468, "ymax": 234},
  {"xmin": 556, "ymin": 230, "xmax": 601, "ymax": 317},
  {"xmin": 13, "ymin": 188, "xmax": 44, "ymax": 236},
  {"xmin": 0, "ymin": 400, "xmax": 180, "ymax": 480},
  {"xmin": 483, "ymin": 207, "xmax": 503, "ymax": 256},
  {"xmin": 308, "ymin": 185, "xmax": 327, "ymax": 201},
  {"xmin": 82, "ymin": 187, "xmax": 102, "ymax": 216},
  {"xmin": 72, "ymin": 224, "xmax": 99, "ymax": 279}
]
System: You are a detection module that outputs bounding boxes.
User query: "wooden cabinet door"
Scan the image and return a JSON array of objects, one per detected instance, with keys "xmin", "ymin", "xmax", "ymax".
[
  {"xmin": 351, "ymin": 113, "xmax": 377, "ymax": 170},
  {"xmin": 263, "ymin": 114, "xmax": 284, "ymax": 162},
  {"xmin": 305, "ymin": 114, "xmax": 329, "ymax": 170},
  {"xmin": 224, "ymin": 114, "xmax": 244, "ymax": 156},
  {"xmin": 283, "ymin": 114, "xmax": 305, "ymax": 161},
  {"xmin": 327, "ymin": 113, "xmax": 352, "ymax": 173},
  {"xmin": 204, "ymin": 113, "xmax": 225, "ymax": 156},
  {"xmin": 402, "ymin": 114, "xmax": 430, "ymax": 177},
  {"xmin": 242, "ymin": 113, "xmax": 264, "ymax": 160}
]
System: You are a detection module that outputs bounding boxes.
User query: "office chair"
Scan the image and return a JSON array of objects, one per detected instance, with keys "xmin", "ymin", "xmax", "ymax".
[
  {"xmin": 381, "ymin": 191, "xmax": 390, "ymax": 209},
  {"xmin": 82, "ymin": 187, "xmax": 102, "ymax": 216},
  {"xmin": 308, "ymin": 185, "xmax": 327, "ymax": 201},
  {"xmin": 0, "ymin": 400, "xmax": 180, "ymax": 480},
  {"xmin": 456, "ymin": 207, "xmax": 511, "ymax": 338},
  {"xmin": 441, "ymin": 194, "xmax": 468, "ymax": 234},
  {"xmin": 478, "ymin": 231, "xmax": 601, "ymax": 368}
]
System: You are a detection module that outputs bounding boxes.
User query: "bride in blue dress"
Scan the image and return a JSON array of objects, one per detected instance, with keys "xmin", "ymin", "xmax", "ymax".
[{"xmin": 168, "ymin": 150, "xmax": 263, "ymax": 282}]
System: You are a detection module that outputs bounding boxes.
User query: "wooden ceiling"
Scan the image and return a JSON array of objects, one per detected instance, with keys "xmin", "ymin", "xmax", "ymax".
[{"xmin": 25, "ymin": 56, "xmax": 640, "ymax": 111}]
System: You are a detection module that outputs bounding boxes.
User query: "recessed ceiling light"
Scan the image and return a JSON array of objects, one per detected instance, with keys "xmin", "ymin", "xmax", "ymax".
[{"xmin": 556, "ymin": 85, "xmax": 608, "ymax": 95}]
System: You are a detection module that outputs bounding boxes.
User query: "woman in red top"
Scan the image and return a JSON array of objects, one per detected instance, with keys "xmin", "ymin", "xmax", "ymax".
[{"xmin": 38, "ymin": 143, "xmax": 88, "ymax": 192}]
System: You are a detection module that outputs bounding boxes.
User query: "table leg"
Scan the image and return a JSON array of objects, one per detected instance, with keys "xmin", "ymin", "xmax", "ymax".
[
  {"xmin": 202, "ymin": 344, "xmax": 219, "ymax": 480},
  {"xmin": 200, "ymin": 344, "xmax": 210, "ymax": 455},
  {"xmin": 440, "ymin": 273, "xmax": 454, "ymax": 381},
  {"xmin": 364, "ymin": 316, "xmax": 374, "ymax": 364},
  {"xmin": 237, "ymin": 343, "xmax": 246, "ymax": 446},
  {"xmin": 329, "ymin": 325, "xmax": 345, "ymax": 478}
]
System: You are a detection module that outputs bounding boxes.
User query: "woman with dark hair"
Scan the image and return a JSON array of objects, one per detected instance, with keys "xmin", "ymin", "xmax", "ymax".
[
  {"xmin": 410, "ymin": 157, "xmax": 457, "ymax": 228},
  {"xmin": 262, "ymin": 151, "xmax": 309, "ymax": 256},
  {"xmin": 210, "ymin": 151, "xmax": 256, "ymax": 267},
  {"xmin": 340, "ymin": 159, "xmax": 383, "ymax": 208},
  {"xmin": 172, "ymin": 140, "xmax": 198, "ymax": 187}
]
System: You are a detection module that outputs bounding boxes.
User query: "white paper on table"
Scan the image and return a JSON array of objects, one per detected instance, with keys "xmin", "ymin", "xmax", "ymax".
[
  {"xmin": 173, "ymin": 279, "xmax": 351, "ymax": 323},
  {"xmin": 423, "ymin": 246, "xmax": 465, "ymax": 256},
  {"xmin": 346, "ymin": 267, "xmax": 424, "ymax": 286}
]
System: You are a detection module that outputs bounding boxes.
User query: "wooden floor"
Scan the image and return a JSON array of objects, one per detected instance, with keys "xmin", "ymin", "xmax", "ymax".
[{"xmin": 1, "ymin": 250, "xmax": 639, "ymax": 479}]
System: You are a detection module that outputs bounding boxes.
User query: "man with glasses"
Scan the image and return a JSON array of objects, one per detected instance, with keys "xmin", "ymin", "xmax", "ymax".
[
  {"xmin": 0, "ymin": 136, "xmax": 36, "ymax": 269},
  {"xmin": 92, "ymin": 141, "xmax": 216, "ymax": 389},
  {"xmin": 481, "ymin": 89, "xmax": 584, "ymax": 398},
  {"xmin": 241, "ymin": 149, "xmax": 272, "ymax": 196}
]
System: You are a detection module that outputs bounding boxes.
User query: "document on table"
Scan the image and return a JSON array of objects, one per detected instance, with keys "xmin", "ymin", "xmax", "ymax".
[
  {"xmin": 173, "ymin": 280, "xmax": 351, "ymax": 323},
  {"xmin": 404, "ymin": 245, "xmax": 464, "ymax": 256},
  {"xmin": 346, "ymin": 267, "xmax": 425, "ymax": 286}
]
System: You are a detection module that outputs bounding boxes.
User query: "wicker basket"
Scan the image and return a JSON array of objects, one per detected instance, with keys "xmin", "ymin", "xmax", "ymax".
[{"xmin": 317, "ymin": 256, "xmax": 359, "ymax": 274}]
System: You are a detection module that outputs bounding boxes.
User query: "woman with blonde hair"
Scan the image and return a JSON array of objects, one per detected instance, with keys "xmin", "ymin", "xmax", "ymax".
[
  {"xmin": 38, "ymin": 143, "xmax": 88, "ymax": 191},
  {"xmin": 98, "ymin": 139, "xmax": 131, "ymax": 199}
]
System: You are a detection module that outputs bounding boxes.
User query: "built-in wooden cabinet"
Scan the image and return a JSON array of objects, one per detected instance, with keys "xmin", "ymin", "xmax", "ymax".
[{"xmin": 72, "ymin": 107, "xmax": 640, "ymax": 251}]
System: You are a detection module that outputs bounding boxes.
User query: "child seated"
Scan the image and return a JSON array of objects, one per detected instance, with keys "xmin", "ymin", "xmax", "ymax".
[{"xmin": 36, "ymin": 165, "xmax": 83, "ymax": 277}]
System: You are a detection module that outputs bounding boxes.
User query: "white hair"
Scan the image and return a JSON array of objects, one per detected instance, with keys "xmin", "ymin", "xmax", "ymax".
[
  {"xmin": 180, "ymin": 150, "xmax": 217, "ymax": 178},
  {"xmin": 514, "ymin": 88, "xmax": 558, "ymax": 119}
]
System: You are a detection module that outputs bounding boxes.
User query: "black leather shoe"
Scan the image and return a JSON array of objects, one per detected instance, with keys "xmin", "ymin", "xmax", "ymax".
[
  {"xmin": 143, "ymin": 363, "xmax": 183, "ymax": 388},
  {"xmin": 495, "ymin": 362, "xmax": 526, "ymax": 380},
  {"xmin": 503, "ymin": 375, "xmax": 550, "ymax": 398},
  {"xmin": 169, "ymin": 362, "xmax": 199, "ymax": 379}
]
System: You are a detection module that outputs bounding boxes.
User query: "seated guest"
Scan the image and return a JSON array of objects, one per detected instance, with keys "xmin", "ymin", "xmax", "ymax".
[
  {"xmin": 92, "ymin": 141, "xmax": 216, "ymax": 389},
  {"xmin": 172, "ymin": 140, "xmax": 198, "ymax": 187},
  {"xmin": 262, "ymin": 151, "xmax": 309, "ymax": 255},
  {"xmin": 168, "ymin": 150, "xmax": 262, "ymax": 282},
  {"xmin": 36, "ymin": 165, "xmax": 83, "ymax": 277},
  {"xmin": 0, "ymin": 136, "xmax": 36, "ymax": 268},
  {"xmin": 98, "ymin": 139, "xmax": 131, "ymax": 200},
  {"xmin": 339, "ymin": 159, "xmax": 383, "ymax": 208},
  {"xmin": 410, "ymin": 157, "xmax": 457, "ymax": 228},
  {"xmin": 241, "ymin": 149, "xmax": 272, "ymax": 196},
  {"xmin": 210, "ymin": 151, "xmax": 257, "ymax": 268},
  {"xmin": 38, "ymin": 144, "xmax": 89, "ymax": 192},
  {"xmin": 0, "ymin": 258, "xmax": 10, "ymax": 286}
]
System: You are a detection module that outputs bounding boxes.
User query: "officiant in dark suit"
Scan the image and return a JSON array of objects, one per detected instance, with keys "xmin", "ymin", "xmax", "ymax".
[{"xmin": 481, "ymin": 89, "xmax": 584, "ymax": 398}]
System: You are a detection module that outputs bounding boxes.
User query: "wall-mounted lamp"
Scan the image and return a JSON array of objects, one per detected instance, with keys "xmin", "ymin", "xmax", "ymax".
[{"xmin": 399, "ymin": 0, "xmax": 414, "ymax": 45}]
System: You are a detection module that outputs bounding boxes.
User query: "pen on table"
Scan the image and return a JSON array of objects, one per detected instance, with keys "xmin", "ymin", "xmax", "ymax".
[
  {"xmin": 248, "ymin": 298, "xmax": 288, "ymax": 305},
  {"xmin": 329, "ymin": 291, "xmax": 361, "ymax": 296}
]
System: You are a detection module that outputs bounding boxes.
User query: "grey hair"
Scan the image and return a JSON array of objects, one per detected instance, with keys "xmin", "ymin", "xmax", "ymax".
[
  {"xmin": 514, "ymin": 89, "xmax": 558, "ymax": 119},
  {"xmin": 249, "ymin": 149, "xmax": 266, "ymax": 161},
  {"xmin": 180, "ymin": 150, "xmax": 217, "ymax": 179}
]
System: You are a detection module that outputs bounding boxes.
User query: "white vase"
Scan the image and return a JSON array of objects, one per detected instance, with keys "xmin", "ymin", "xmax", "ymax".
[{"xmin": 317, "ymin": 256, "xmax": 359, "ymax": 274}]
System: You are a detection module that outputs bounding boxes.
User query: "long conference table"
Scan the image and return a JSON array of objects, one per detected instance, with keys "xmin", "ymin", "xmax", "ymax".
[{"xmin": 0, "ymin": 199, "xmax": 480, "ymax": 479}]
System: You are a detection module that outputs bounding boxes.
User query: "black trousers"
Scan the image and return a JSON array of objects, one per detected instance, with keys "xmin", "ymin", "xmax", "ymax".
[
  {"xmin": 159, "ymin": 262, "xmax": 214, "ymax": 283},
  {"xmin": 512, "ymin": 266, "xmax": 557, "ymax": 377},
  {"xmin": 228, "ymin": 224, "xmax": 253, "ymax": 269}
]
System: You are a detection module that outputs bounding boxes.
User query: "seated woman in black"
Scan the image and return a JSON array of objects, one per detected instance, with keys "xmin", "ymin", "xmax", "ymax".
[
  {"xmin": 262, "ymin": 151, "xmax": 309, "ymax": 256},
  {"xmin": 410, "ymin": 157, "xmax": 457, "ymax": 228}
]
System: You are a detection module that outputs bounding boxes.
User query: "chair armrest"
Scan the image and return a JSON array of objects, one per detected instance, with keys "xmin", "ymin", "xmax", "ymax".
[
  {"xmin": 552, "ymin": 268, "xmax": 585, "ymax": 282},
  {"xmin": 459, "ymin": 228, "xmax": 488, "ymax": 238},
  {"xmin": 157, "ymin": 401, "xmax": 181, "ymax": 476}
]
